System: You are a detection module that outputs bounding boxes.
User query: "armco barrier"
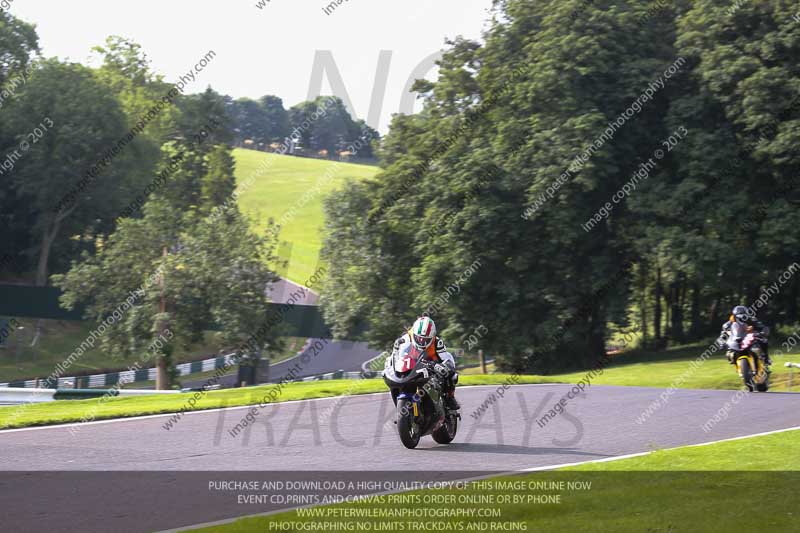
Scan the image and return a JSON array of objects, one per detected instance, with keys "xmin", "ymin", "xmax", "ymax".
[
  {"xmin": 0, "ymin": 387, "xmax": 56, "ymax": 405},
  {"xmin": 294, "ymin": 371, "xmax": 365, "ymax": 382},
  {"xmin": 0, "ymin": 387, "xmax": 181, "ymax": 405}
]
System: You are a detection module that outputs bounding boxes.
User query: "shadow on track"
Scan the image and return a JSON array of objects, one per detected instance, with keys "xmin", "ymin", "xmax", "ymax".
[{"xmin": 415, "ymin": 442, "xmax": 610, "ymax": 458}]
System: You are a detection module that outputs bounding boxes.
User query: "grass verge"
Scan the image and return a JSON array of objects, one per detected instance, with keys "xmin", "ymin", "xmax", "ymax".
[
  {"xmin": 463, "ymin": 343, "xmax": 800, "ymax": 391},
  {"xmin": 0, "ymin": 374, "xmax": 546, "ymax": 430}
]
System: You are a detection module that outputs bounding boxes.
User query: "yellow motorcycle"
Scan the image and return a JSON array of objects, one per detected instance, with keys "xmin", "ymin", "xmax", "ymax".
[{"xmin": 720, "ymin": 322, "xmax": 770, "ymax": 392}]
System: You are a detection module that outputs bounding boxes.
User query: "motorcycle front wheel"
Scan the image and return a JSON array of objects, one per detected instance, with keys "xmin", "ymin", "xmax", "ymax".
[
  {"xmin": 397, "ymin": 399, "xmax": 421, "ymax": 449},
  {"xmin": 737, "ymin": 358, "xmax": 754, "ymax": 392}
]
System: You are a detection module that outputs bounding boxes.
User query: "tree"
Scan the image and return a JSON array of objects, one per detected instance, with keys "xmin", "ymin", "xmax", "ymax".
[
  {"xmin": 230, "ymin": 98, "xmax": 269, "ymax": 145},
  {"xmin": 321, "ymin": 0, "xmax": 800, "ymax": 371},
  {"xmin": 258, "ymin": 95, "xmax": 290, "ymax": 142},
  {"xmin": 201, "ymin": 145, "xmax": 236, "ymax": 211},
  {"xmin": 174, "ymin": 87, "xmax": 233, "ymax": 148},
  {"xmin": 288, "ymin": 96, "xmax": 377, "ymax": 157},
  {"xmin": 53, "ymin": 199, "xmax": 281, "ymax": 389},
  {"xmin": 0, "ymin": 9, "xmax": 38, "ymax": 86},
  {"xmin": 91, "ymin": 36, "xmax": 175, "ymax": 147},
  {"xmin": 0, "ymin": 9, "xmax": 39, "ymax": 275},
  {"xmin": 2, "ymin": 59, "xmax": 144, "ymax": 288}
]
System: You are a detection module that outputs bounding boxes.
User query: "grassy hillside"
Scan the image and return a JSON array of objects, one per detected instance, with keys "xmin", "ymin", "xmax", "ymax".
[{"xmin": 233, "ymin": 149, "xmax": 379, "ymax": 284}]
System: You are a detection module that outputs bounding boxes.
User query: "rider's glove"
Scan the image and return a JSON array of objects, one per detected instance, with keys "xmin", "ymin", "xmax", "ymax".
[{"xmin": 433, "ymin": 363, "xmax": 448, "ymax": 377}]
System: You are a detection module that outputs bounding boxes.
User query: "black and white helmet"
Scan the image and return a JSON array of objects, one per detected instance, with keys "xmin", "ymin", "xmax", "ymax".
[{"xmin": 732, "ymin": 305, "xmax": 749, "ymax": 324}]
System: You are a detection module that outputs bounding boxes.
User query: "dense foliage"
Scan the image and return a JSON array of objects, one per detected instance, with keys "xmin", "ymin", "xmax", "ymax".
[{"xmin": 320, "ymin": 0, "xmax": 800, "ymax": 372}]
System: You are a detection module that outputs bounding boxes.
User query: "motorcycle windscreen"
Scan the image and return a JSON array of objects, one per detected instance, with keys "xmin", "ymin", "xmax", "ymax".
[
  {"xmin": 741, "ymin": 333, "xmax": 756, "ymax": 350},
  {"xmin": 727, "ymin": 322, "xmax": 747, "ymax": 350},
  {"xmin": 394, "ymin": 343, "xmax": 422, "ymax": 373}
]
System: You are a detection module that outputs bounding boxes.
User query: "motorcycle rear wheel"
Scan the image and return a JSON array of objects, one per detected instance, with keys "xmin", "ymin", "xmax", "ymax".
[{"xmin": 397, "ymin": 400, "xmax": 421, "ymax": 449}]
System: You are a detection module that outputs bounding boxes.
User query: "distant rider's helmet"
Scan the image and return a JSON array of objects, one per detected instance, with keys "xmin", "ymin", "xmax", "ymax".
[
  {"xmin": 732, "ymin": 305, "xmax": 749, "ymax": 324},
  {"xmin": 411, "ymin": 316, "xmax": 436, "ymax": 350}
]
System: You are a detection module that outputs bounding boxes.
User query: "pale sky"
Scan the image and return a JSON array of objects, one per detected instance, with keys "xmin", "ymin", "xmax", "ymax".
[{"xmin": 11, "ymin": 0, "xmax": 494, "ymax": 133}]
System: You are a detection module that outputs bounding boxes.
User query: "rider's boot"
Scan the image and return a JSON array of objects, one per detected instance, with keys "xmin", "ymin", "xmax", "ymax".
[
  {"xmin": 445, "ymin": 389, "xmax": 460, "ymax": 411},
  {"xmin": 444, "ymin": 374, "xmax": 460, "ymax": 411}
]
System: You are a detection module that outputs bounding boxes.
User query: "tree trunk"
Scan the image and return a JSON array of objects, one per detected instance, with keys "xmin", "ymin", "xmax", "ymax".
[
  {"xmin": 32, "ymin": 220, "xmax": 62, "ymax": 348},
  {"xmin": 689, "ymin": 282, "xmax": 701, "ymax": 339},
  {"xmin": 156, "ymin": 356, "xmax": 169, "ymax": 391},
  {"xmin": 664, "ymin": 279, "xmax": 672, "ymax": 345},
  {"xmin": 35, "ymin": 222, "xmax": 59, "ymax": 287},
  {"xmin": 709, "ymin": 297, "xmax": 721, "ymax": 332},
  {"xmin": 639, "ymin": 261, "xmax": 648, "ymax": 347},
  {"xmin": 588, "ymin": 304, "xmax": 606, "ymax": 364},
  {"xmin": 654, "ymin": 266, "xmax": 662, "ymax": 346},
  {"xmin": 671, "ymin": 276, "xmax": 685, "ymax": 342},
  {"xmin": 155, "ymin": 246, "xmax": 170, "ymax": 390}
]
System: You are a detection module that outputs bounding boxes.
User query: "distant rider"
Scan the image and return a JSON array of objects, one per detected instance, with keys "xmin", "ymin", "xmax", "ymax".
[
  {"xmin": 719, "ymin": 305, "xmax": 771, "ymax": 365},
  {"xmin": 391, "ymin": 316, "xmax": 460, "ymax": 411}
]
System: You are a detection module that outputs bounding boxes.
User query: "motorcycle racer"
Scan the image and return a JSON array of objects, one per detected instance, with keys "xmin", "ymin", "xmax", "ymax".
[
  {"xmin": 391, "ymin": 316, "xmax": 460, "ymax": 411},
  {"xmin": 719, "ymin": 305, "xmax": 771, "ymax": 365}
]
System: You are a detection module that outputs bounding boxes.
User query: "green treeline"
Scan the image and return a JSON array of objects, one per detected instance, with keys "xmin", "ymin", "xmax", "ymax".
[{"xmin": 320, "ymin": 0, "xmax": 800, "ymax": 373}]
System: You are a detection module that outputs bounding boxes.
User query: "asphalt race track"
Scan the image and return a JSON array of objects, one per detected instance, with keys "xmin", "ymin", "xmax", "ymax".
[{"xmin": 1, "ymin": 384, "xmax": 798, "ymax": 532}]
